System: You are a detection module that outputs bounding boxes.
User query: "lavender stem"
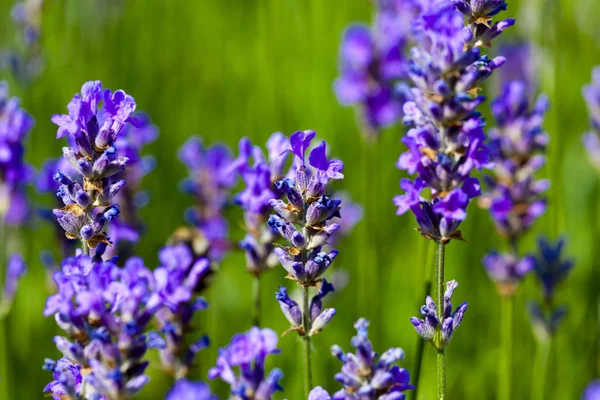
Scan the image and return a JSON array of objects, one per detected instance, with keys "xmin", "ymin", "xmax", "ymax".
[
  {"xmin": 435, "ymin": 240, "xmax": 446, "ymax": 400},
  {"xmin": 499, "ymin": 295, "xmax": 513, "ymax": 400},
  {"xmin": 301, "ymin": 284, "xmax": 313, "ymax": 396},
  {"xmin": 252, "ymin": 274, "xmax": 260, "ymax": 327},
  {"xmin": 531, "ymin": 340, "xmax": 550, "ymax": 400},
  {"xmin": 82, "ymin": 241, "xmax": 89, "ymax": 256}
]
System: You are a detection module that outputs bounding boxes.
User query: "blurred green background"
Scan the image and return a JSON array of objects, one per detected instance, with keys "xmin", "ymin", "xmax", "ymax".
[{"xmin": 0, "ymin": 0, "xmax": 599, "ymax": 399}]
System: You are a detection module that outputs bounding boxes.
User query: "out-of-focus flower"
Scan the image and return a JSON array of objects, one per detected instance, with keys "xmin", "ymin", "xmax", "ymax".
[
  {"xmin": 583, "ymin": 380, "xmax": 600, "ymax": 400},
  {"xmin": 482, "ymin": 251, "xmax": 534, "ymax": 296},
  {"xmin": 209, "ymin": 327, "xmax": 283, "ymax": 399},
  {"xmin": 582, "ymin": 66, "xmax": 600, "ymax": 170},
  {"xmin": 166, "ymin": 379, "xmax": 216, "ymax": 400},
  {"xmin": 0, "ymin": 253, "xmax": 26, "ymax": 317}
]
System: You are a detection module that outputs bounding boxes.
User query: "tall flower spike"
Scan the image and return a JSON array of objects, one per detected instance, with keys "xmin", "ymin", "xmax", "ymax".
[
  {"xmin": 209, "ymin": 327, "xmax": 283, "ymax": 400},
  {"xmin": 179, "ymin": 136, "xmax": 238, "ymax": 260},
  {"xmin": 0, "ymin": 81, "xmax": 34, "ymax": 225},
  {"xmin": 410, "ymin": 280, "xmax": 468, "ymax": 351},
  {"xmin": 315, "ymin": 318, "xmax": 414, "ymax": 399},
  {"xmin": 153, "ymin": 244, "xmax": 211, "ymax": 379},
  {"xmin": 528, "ymin": 236, "xmax": 575, "ymax": 342},
  {"xmin": 582, "ymin": 66, "xmax": 600, "ymax": 170},
  {"xmin": 43, "ymin": 255, "xmax": 165, "ymax": 399},
  {"xmin": 394, "ymin": 0, "xmax": 511, "ymax": 243},
  {"xmin": 51, "ymin": 81, "xmax": 139, "ymax": 255}
]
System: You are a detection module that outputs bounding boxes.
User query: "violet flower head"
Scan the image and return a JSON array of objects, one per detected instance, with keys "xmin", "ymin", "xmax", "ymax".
[
  {"xmin": 0, "ymin": 81, "xmax": 34, "ymax": 225},
  {"xmin": 583, "ymin": 380, "xmax": 600, "ymax": 400},
  {"xmin": 482, "ymin": 251, "xmax": 534, "ymax": 296},
  {"xmin": 43, "ymin": 357, "xmax": 83, "ymax": 400},
  {"xmin": 528, "ymin": 236, "xmax": 574, "ymax": 342},
  {"xmin": 179, "ymin": 136, "xmax": 237, "ymax": 260},
  {"xmin": 232, "ymin": 133, "xmax": 291, "ymax": 275},
  {"xmin": 51, "ymin": 81, "xmax": 138, "ymax": 254},
  {"xmin": 109, "ymin": 112, "xmax": 158, "ymax": 251},
  {"xmin": 43, "ymin": 253, "xmax": 165, "ymax": 399},
  {"xmin": 480, "ymin": 81, "xmax": 550, "ymax": 239},
  {"xmin": 582, "ymin": 66, "xmax": 600, "ymax": 170},
  {"xmin": 0, "ymin": 253, "xmax": 26, "ymax": 317},
  {"xmin": 268, "ymin": 130, "xmax": 344, "ymax": 286},
  {"xmin": 275, "ymin": 280, "xmax": 336, "ymax": 337},
  {"xmin": 153, "ymin": 244, "xmax": 211, "ymax": 379},
  {"xmin": 410, "ymin": 280, "xmax": 468, "ymax": 351},
  {"xmin": 209, "ymin": 327, "xmax": 283, "ymax": 400},
  {"xmin": 166, "ymin": 379, "xmax": 216, "ymax": 400},
  {"xmin": 324, "ymin": 318, "xmax": 414, "ymax": 399},
  {"xmin": 334, "ymin": 1, "xmax": 423, "ymax": 135},
  {"xmin": 395, "ymin": 1, "xmax": 511, "ymax": 243}
]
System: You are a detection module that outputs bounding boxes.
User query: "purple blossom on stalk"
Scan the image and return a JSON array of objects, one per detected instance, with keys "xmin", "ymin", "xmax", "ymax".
[
  {"xmin": 528, "ymin": 236, "xmax": 574, "ymax": 342},
  {"xmin": 179, "ymin": 136, "xmax": 238, "ymax": 260},
  {"xmin": 482, "ymin": 251, "xmax": 534, "ymax": 296},
  {"xmin": 582, "ymin": 66, "xmax": 600, "ymax": 170},
  {"xmin": 50, "ymin": 81, "xmax": 139, "ymax": 255},
  {"xmin": 0, "ymin": 81, "xmax": 34, "ymax": 225},
  {"xmin": 43, "ymin": 253, "xmax": 166, "ymax": 399},
  {"xmin": 314, "ymin": 318, "xmax": 414, "ymax": 399},
  {"xmin": 232, "ymin": 133, "xmax": 291, "ymax": 276},
  {"xmin": 166, "ymin": 379, "xmax": 216, "ymax": 400},
  {"xmin": 410, "ymin": 280, "xmax": 468, "ymax": 351},
  {"xmin": 153, "ymin": 244, "xmax": 211, "ymax": 379},
  {"xmin": 0, "ymin": 253, "xmax": 26, "ymax": 317},
  {"xmin": 334, "ymin": 2, "xmax": 422, "ymax": 135},
  {"xmin": 42, "ymin": 357, "xmax": 82, "ymax": 400},
  {"xmin": 209, "ymin": 327, "xmax": 283, "ymax": 400},
  {"xmin": 395, "ymin": 1, "xmax": 511, "ymax": 243}
]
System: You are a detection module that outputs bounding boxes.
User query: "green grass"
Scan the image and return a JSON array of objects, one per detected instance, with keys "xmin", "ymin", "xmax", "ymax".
[{"xmin": 0, "ymin": 0, "xmax": 598, "ymax": 398}]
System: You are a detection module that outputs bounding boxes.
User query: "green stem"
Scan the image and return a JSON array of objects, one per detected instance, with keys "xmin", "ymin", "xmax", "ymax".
[
  {"xmin": 301, "ymin": 285, "xmax": 313, "ymax": 396},
  {"xmin": 531, "ymin": 340, "xmax": 550, "ymax": 400},
  {"xmin": 252, "ymin": 274, "xmax": 260, "ymax": 327},
  {"xmin": 82, "ymin": 242, "xmax": 89, "ymax": 256},
  {"xmin": 435, "ymin": 241, "xmax": 446, "ymax": 400},
  {"xmin": 499, "ymin": 295, "xmax": 513, "ymax": 400}
]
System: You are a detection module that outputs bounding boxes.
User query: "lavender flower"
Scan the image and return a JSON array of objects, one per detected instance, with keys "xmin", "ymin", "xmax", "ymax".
[
  {"xmin": 166, "ymin": 379, "xmax": 216, "ymax": 400},
  {"xmin": 209, "ymin": 327, "xmax": 283, "ymax": 399},
  {"xmin": 495, "ymin": 43, "xmax": 536, "ymax": 95},
  {"xmin": 179, "ymin": 136, "xmax": 238, "ymax": 260},
  {"xmin": 43, "ymin": 253, "xmax": 164, "ymax": 399},
  {"xmin": 316, "ymin": 318, "xmax": 414, "ymax": 399},
  {"xmin": 410, "ymin": 280, "xmax": 468, "ymax": 351},
  {"xmin": 108, "ymin": 112, "xmax": 158, "ymax": 255},
  {"xmin": 0, "ymin": 81, "xmax": 34, "ymax": 225},
  {"xmin": 51, "ymin": 81, "xmax": 138, "ymax": 255},
  {"xmin": 482, "ymin": 251, "xmax": 534, "ymax": 296},
  {"xmin": 395, "ymin": 1, "xmax": 511, "ymax": 243},
  {"xmin": 153, "ymin": 244, "xmax": 211, "ymax": 379},
  {"xmin": 232, "ymin": 133, "xmax": 291, "ymax": 276},
  {"xmin": 334, "ymin": 2, "xmax": 422, "ymax": 134},
  {"xmin": 528, "ymin": 236, "xmax": 574, "ymax": 341},
  {"xmin": 43, "ymin": 357, "xmax": 82, "ymax": 400},
  {"xmin": 583, "ymin": 380, "xmax": 600, "ymax": 400},
  {"xmin": 0, "ymin": 253, "xmax": 26, "ymax": 317},
  {"xmin": 582, "ymin": 66, "xmax": 600, "ymax": 170}
]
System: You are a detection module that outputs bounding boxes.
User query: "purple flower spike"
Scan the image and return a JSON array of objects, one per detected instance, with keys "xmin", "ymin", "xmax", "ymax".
[
  {"xmin": 0, "ymin": 253, "xmax": 26, "ymax": 316},
  {"xmin": 209, "ymin": 327, "xmax": 283, "ymax": 399},
  {"xmin": 583, "ymin": 66, "xmax": 600, "ymax": 170},
  {"xmin": 329, "ymin": 318, "xmax": 414, "ymax": 398},
  {"xmin": 411, "ymin": 280, "xmax": 467, "ymax": 351},
  {"xmin": 166, "ymin": 379, "xmax": 216, "ymax": 400},
  {"xmin": 0, "ymin": 81, "xmax": 34, "ymax": 226},
  {"xmin": 482, "ymin": 250, "xmax": 534, "ymax": 296}
]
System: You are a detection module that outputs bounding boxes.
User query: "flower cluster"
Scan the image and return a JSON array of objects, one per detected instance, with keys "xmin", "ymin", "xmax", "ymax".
[
  {"xmin": 51, "ymin": 81, "xmax": 139, "ymax": 254},
  {"xmin": 395, "ymin": 1, "xmax": 513, "ymax": 243},
  {"xmin": 43, "ymin": 254, "xmax": 164, "ymax": 399},
  {"xmin": 108, "ymin": 112, "xmax": 158, "ymax": 253},
  {"xmin": 334, "ymin": 1, "xmax": 422, "ymax": 134},
  {"xmin": 209, "ymin": 327, "xmax": 283, "ymax": 399},
  {"xmin": 275, "ymin": 281, "xmax": 336, "ymax": 336},
  {"xmin": 268, "ymin": 130, "xmax": 343, "ymax": 335},
  {"xmin": 179, "ymin": 136, "xmax": 238, "ymax": 260},
  {"xmin": 153, "ymin": 244, "xmax": 211, "ymax": 379},
  {"xmin": 0, "ymin": 254, "xmax": 26, "ymax": 317},
  {"xmin": 410, "ymin": 280, "xmax": 468, "ymax": 351},
  {"xmin": 528, "ymin": 236, "xmax": 574, "ymax": 341},
  {"xmin": 166, "ymin": 379, "xmax": 216, "ymax": 400},
  {"xmin": 0, "ymin": 81, "xmax": 34, "ymax": 225},
  {"xmin": 0, "ymin": 0, "xmax": 45, "ymax": 82},
  {"xmin": 310, "ymin": 318, "xmax": 414, "ymax": 399},
  {"xmin": 582, "ymin": 66, "xmax": 600, "ymax": 170},
  {"xmin": 232, "ymin": 133, "xmax": 291, "ymax": 276},
  {"xmin": 482, "ymin": 251, "xmax": 534, "ymax": 296}
]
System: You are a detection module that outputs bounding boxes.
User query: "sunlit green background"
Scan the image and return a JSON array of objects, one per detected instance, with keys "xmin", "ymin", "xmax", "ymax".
[{"xmin": 0, "ymin": 0, "xmax": 599, "ymax": 399}]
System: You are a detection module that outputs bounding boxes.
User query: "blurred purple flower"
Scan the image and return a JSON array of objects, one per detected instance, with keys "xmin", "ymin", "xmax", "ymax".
[
  {"xmin": 583, "ymin": 66, "xmax": 600, "ymax": 170},
  {"xmin": 583, "ymin": 380, "xmax": 600, "ymax": 400},
  {"xmin": 482, "ymin": 251, "xmax": 534, "ymax": 296},
  {"xmin": 0, "ymin": 253, "xmax": 26, "ymax": 316},
  {"xmin": 166, "ymin": 379, "xmax": 216, "ymax": 400}
]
